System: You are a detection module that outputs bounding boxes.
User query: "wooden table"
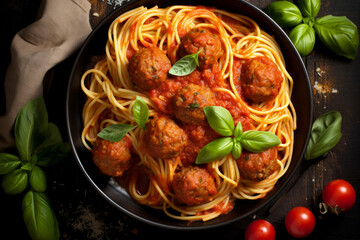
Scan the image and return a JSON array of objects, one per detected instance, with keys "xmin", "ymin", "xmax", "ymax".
[{"xmin": 1, "ymin": 0, "xmax": 359, "ymax": 239}]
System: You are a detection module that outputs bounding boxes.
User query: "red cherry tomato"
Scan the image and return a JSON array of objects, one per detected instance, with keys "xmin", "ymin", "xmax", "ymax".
[
  {"xmin": 322, "ymin": 179, "xmax": 356, "ymax": 213},
  {"xmin": 245, "ymin": 219, "xmax": 276, "ymax": 240},
  {"xmin": 285, "ymin": 206, "xmax": 315, "ymax": 238}
]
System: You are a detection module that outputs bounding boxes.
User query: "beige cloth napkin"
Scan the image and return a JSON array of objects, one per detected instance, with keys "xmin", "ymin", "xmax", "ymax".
[{"xmin": 0, "ymin": 0, "xmax": 92, "ymax": 151}]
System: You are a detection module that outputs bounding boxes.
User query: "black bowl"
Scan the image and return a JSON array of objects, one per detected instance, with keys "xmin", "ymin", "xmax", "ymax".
[{"xmin": 66, "ymin": 0, "xmax": 313, "ymax": 230}]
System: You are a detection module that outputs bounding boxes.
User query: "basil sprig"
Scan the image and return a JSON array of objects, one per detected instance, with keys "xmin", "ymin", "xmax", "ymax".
[
  {"xmin": 169, "ymin": 50, "xmax": 200, "ymax": 76},
  {"xmin": 266, "ymin": 0, "xmax": 359, "ymax": 59},
  {"xmin": 97, "ymin": 96, "xmax": 149, "ymax": 141},
  {"xmin": 0, "ymin": 97, "xmax": 70, "ymax": 240},
  {"xmin": 305, "ymin": 111, "xmax": 342, "ymax": 160},
  {"xmin": 314, "ymin": 15, "xmax": 359, "ymax": 60},
  {"xmin": 195, "ymin": 106, "xmax": 280, "ymax": 164}
]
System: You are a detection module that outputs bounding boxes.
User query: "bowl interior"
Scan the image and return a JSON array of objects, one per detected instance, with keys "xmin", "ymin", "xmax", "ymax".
[{"xmin": 66, "ymin": 0, "xmax": 313, "ymax": 230}]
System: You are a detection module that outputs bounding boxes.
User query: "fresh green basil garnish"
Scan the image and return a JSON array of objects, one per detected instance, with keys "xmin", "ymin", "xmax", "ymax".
[
  {"xmin": 169, "ymin": 50, "xmax": 200, "ymax": 76},
  {"xmin": 1, "ymin": 169, "xmax": 28, "ymax": 195},
  {"xmin": 203, "ymin": 106, "xmax": 234, "ymax": 137},
  {"xmin": 314, "ymin": 15, "xmax": 359, "ymax": 60},
  {"xmin": 240, "ymin": 130, "xmax": 281, "ymax": 153},
  {"xmin": 133, "ymin": 96, "xmax": 149, "ymax": 129},
  {"xmin": 298, "ymin": 0, "xmax": 321, "ymax": 18},
  {"xmin": 195, "ymin": 106, "xmax": 280, "ymax": 164},
  {"xmin": 0, "ymin": 153, "xmax": 21, "ymax": 175},
  {"xmin": 0, "ymin": 97, "xmax": 70, "ymax": 240},
  {"xmin": 234, "ymin": 122, "xmax": 243, "ymax": 141},
  {"xmin": 196, "ymin": 137, "xmax": 234, "ymax": 164},
  {"xmin": 22, "ymin": 190, "xmax": 60, "ymax": 240},
  {"xmin": 15, "ymin": 98, "xmax": 48, "ymax": 161},
  {"xmin": 29, "ymin": 166, "xmax": 47, "ymax": 193},
  {"xmin": 266, "ymin": 0, "xmax": 359, "ymax": 59},
  {"xmin": 97, "ymin": 124, "xmax": 136, "ymax": 142},
  {"xmin": 232, "ymin": 140, "xmax": 242, "ymax": 160},
  {"xmin": 305, "ymin": 111, "xmax": 342, "ymax": 160},
  {"xmin": 289, "ymin": 23, "xmax": 316, "ymax": 56},
  {"xmin": 265, "ymin": 1, "xmax": 303, "ymax": 28}
]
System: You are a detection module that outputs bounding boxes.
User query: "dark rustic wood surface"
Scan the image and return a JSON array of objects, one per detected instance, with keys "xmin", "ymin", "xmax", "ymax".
[{"xmin": 1, "ymin": 0, "xmax": 359, "ymax": 239}]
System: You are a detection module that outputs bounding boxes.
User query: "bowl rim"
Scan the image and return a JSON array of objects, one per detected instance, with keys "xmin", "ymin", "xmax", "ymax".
[{"xmin": 66, "ymin": 0, "xmax": 313, "ymax": 230}]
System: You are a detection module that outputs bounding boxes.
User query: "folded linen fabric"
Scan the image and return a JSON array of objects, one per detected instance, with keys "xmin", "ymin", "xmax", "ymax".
[{"xmin": 0, "ymin": 0, "xmax": 92, "ymax": 150}]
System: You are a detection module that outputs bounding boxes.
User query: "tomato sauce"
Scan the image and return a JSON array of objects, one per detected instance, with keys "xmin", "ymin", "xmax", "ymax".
[{"xmin": 148, "ymin": 61, "xmax": 253, "ymax": 165}]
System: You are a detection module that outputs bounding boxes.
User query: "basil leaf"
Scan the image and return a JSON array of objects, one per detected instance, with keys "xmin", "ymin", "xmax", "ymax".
[
  {"xmin": 289, "ymin": 23, "xmax": 316, "ymax": 56},
  {"xmin": 97, "ymin": 124, "xmax": 136, "ymax": 142},
  {"xmin": 169, "ymin": 51, "xmax": 200, "ymax": 76},
  {"xmin": 23, "ymin": 190, "xmax": 60, "ymax": 240},
  {"xmin": 30, "ymin": 166, "xmax": 47, "ymax": 193},
  {"xmin": 298, "ymin": 0, "xmax": 321, "ymax": 18},
  {"xmin": 265, "ymin": 1, "xmax": 303, "ymax": 28},
  {"xmin": 305, "ymin": 111, "xmax": 342, "ymax": 160},
  {"xmin": 36, "ymin": 123, "xmax": 63, "ymax": 151},
  {"xmin": 314, "ymin": 15, "xmax": 359, "ymax": 60},
  {"xmin": 196, "ymin": 137, "xmax": 234, "ymax": 164},
  {"xmin": 232, "ymin": 140, "xmax": 242, "ymax": 159},
  {"xmin": 233, "ymin": 122, "xmax": 243, "ymax": 140},
  {"xmin": 240, "ymin": 130, "xmax": 280, "ymax": 153},
  {"xmin": 35, "ymin": 142, "xmax": 71, "ymax": 167},
  {"xmin": 15, "ymin": 97, "xmax": 48, "ymax": 161},
  {"xmin": 133, "ymin": 96, "xmax": 149, "ymax": 129},
  {"xmin": 204, "ymin": 106, "xmax": 234, "ymax": 137},
  {"xmin": 1, "ymin": 169, "xmax": 28, "ymax": 195},
  {"xmin": 0, "ymin": 153, "xmax": 21, "ymax": 175}
]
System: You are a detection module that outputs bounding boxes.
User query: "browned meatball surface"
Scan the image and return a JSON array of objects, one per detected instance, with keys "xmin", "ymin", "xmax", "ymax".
[
  {"xmin": 172, "ymin": 166, "xmax": 217, "ymax": 206},
  {"xmin": 92, "ymin": 136, "xmax": 132, "ymax": 177},
  {"xmin": 241, "ymin": 57, "xmax": 283, "ymax": 103},
  {"xmin": 145, "ymin": 116, "xmax": 188, "ymax": 159},
  {"xmin": 236, "ymin": 147, "xmax": 279, "ymax": 181},
  {"xmin": 173, "ymin": 83, "xmax": 216, "ymax": 125},
  {"xmin": 128, "ymin": 46, "xmax": 171, "ymax": 90},
  {"xmin": 177, "ymin": 28, "xmax": 223, "ymax": 69}
]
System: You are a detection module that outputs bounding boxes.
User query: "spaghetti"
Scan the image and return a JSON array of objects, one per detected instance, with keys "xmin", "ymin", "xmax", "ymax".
[{"xmin": 81, "ymin": 5, "xmax": 296, "ymax": 222}]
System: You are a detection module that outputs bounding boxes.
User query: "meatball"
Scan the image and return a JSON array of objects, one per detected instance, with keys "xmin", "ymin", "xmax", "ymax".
[
  {"xmin": 172, "ymin": 166, "xmax": 217, "ymax": 206},
  {"xmin": 92, "ymin": 136, "xmax": 132, "ymax": 177},
  {"xmin": 177, "ymin": 28, "xmax": 223, "ymax": 69},
  {"xmin": 173, "ymin": 83, "xmax": 216, "ymax": 125},
  {"xmin": 128, "ymin": 46, "xmax": 171, "ymax": 90},
  {"xmin": 236, "ymin": 147, "xmax": 279, "ymax": 181},
  {"xmin": 145, "ymin": 116, "xmax": 188, "ymax": 159},
  {"xmin": 241, "ymin": 57, "xmax": 283, "ymax": 103}
]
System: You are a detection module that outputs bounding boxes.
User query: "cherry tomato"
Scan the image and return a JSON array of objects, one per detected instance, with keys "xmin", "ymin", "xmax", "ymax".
[
  {"xmin": 322, "ymin": 179, "xmax": 356, "ymax": 213},
  {"xmin": 285, "ymin": 206, "xmax": 315, "ymax": 238},
  {"xmin": 245, "ymin": 219, "xmax": 276, "ymax": 240}
]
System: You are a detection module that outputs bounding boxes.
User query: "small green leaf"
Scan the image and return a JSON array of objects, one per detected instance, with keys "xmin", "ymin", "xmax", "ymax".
[
  {"xmin": 0, "ymin": 153, "xmax": 21, "ymax": 175},
  {"xmin": 169, "ymin": 51, "xmax": 200, "ymax": 76},
  {"xmin": 196, "ymin": 137, "xmax": 234, "ymax": 164},
  {"xmin": 305, "ymin": 111, "xmax": 342, "ymax": 160},
  {"xmin": 35, "ymin": 143, "xmax": 71, "ymax": 167},
  {"xmin": 289, "ymin": 23, "xmax": 316, "ymax": 56},
  {"xmin": 1, "ymin": 169, "xmax": 28, "ymax": 195},
  {"xmin": 132, "ymin": 96, "xmax": 149, "ymax": 129},
  {"xmin": 30, "ymin": 166, "xmax": 47, "ymax": 192},
  {"xmin": 204, "ymin": 106, "xmax": 234, "ymax": 137},
  {"xmin": 15, "ymin": 97, "xmax": 49, "ymax": 161},
  {"xmin": 240, "ymin": 130, "xmax": 280, "ymax": 153},
  {"xmin": 314, "ymin": 15, "xmax": 359, "ymax": 60},
  {"xmin": 298, "ymin": 0, "xmax": 321, "ymax": 18},
  {"xmin": 265, "ymin": 1, "xmax": 303, "ymax": 28},
  {"xmin": 232, "ymin": 140, "xmax": 242, "ymax": 159},
  {"xmin": 36, "ymin": 123, "xmax": 63, "ymax": 151},
  {"xmin": 22, "ymin": 190, "xmax": 60, "ymax": 240},
  {"xmin": 97, "ymin": 124, "xmax": 136, "ymax": 142},
  {"xmin": 233, "ymin": 122, "xmax": 243, "ymax": 140}
]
